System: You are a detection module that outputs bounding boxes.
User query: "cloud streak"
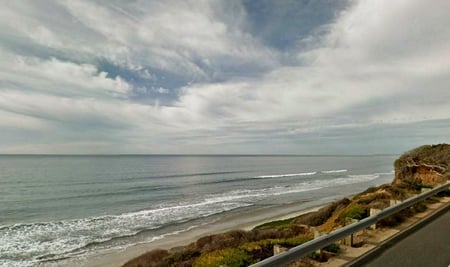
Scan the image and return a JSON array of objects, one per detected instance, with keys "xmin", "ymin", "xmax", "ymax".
[{"xmin": 0, "ymin": 0, "xmax": 449, "ymax": 154}]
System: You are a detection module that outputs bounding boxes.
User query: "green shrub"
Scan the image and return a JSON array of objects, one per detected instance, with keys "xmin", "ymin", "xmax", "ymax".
[
  {"xmin": 240, "ymin": 236, "xmax": 311, "ymax": 251},
  {"xmin": 277, "ymin": 236, "xmax": 312, "ymax": 247},
  {"xmin": 240, "ymin": 240, "xmax": 275, "ymax": 262},
  {"xmin": 437, "ymin": 189, "xmax": 450, "ymax": 197},
  {"xmin": 239, "ymin": 236, "xmax": 313, "ymax": 263},
  {"xmin": 309, "ymin": 251, "xmax": 320, "ymax": 260},
  {"xmin": 164, "ymin": 249, "xmax": 200, "ymax": 266},
  {"xmin": 294, "ymin": 198, "xmax": 351, "ymax": 226},
  {"xmin": 240, "ymin": 239, "xmax": 275, "ymax": 251},
  {"xmin": 193, "ymin": 248, "xmax": 253, "ymax": 267},
  {"xmin": 323, "ymin": 243, "xmax": 340, "ymax": 253},
  {"xmin": 412, "ymin": 202, "xmax": 427, "ymax": 213},
  {"xmin": 338, "ymin": 204, "xmax": 367, "ymax": 224},
  {"xmin": 378, "ymin": 213, "xmax": 403, "ymax": 227},
  {"xmin": 255, "ymin": 217, "xmax": 295, "ymax": 230}
]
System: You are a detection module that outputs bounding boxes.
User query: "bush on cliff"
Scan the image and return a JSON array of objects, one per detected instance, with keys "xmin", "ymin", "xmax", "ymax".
[
  {"xmin": 193, "ymin": 248, "xmax": 253, "ymax": 267},
  {"xmin": 394, "ymin": 144, "xmax": 450, "ymax": 188},
  {"xmin": 394, "ymin": 144, "xmax": 450, "ymax": 170},
  {"xmin": 338, "ymin": 203, "xmax": 367, "ymax": 224},
  {"xmin": 293, "ymin": 198, "xmax": 351, "ymax": 226},
  {"xmin": 124, "ymin": 144, "xmax": 450, "ymax": 267}
]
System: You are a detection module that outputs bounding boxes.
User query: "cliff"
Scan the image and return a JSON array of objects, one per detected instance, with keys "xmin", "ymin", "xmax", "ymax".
[
  {"xmin": 393, "ymin": 144, "xmax": 450, "ymax": 187},
  {"xmin": 123, "ymin": 144, "xmax": 450, "ymax": 267}
]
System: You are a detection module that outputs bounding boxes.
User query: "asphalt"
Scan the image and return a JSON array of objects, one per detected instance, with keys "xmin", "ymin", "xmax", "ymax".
[{"xmin": 362, "ymin": 209, "xmax": 450, "ymax": 267}]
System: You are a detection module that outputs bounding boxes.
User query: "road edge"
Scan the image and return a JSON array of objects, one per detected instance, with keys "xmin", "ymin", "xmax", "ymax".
[{"xmin": 345, "ymin": 200, "xmax": 450, "ymax": 267}]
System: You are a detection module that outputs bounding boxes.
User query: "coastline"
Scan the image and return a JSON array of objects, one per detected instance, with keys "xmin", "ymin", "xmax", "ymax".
[
  {"xmin": 44, "ymin": 181, "xmax": 449, "ymax": 267},
  {"xmin": 59, "ymin": 200, "xmax": 330, "ymax": 267}
]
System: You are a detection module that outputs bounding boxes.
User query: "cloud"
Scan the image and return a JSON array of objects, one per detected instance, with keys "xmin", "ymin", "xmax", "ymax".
[
  {"xmin": 0, "ymin": 0, "xmax": 449, "ymax": 154},
  {"xmin": 0, "ymin": 55, "xmax": 132, "ymax": 97}
]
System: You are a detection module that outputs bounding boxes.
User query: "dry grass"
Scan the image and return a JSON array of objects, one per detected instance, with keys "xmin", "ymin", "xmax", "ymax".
[{"xmin": 124, "ymin": 144, "xmax": 450, "ymax": 267}]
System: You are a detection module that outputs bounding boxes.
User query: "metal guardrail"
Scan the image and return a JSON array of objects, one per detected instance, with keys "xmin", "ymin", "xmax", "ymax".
[{"xmin": 250, "ymin": 181, "xmax": 450, "ymax": 267}]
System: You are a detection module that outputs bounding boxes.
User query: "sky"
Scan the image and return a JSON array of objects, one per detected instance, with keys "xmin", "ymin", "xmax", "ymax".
[{"xmin": 0, "ymin": 0, "xmax": 449, "ymax": 155}]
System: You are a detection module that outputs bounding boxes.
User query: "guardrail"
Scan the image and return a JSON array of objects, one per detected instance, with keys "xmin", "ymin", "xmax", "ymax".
[{"xmin": 250, "ymin": 181, "xmax": 450, "ymax": 267}]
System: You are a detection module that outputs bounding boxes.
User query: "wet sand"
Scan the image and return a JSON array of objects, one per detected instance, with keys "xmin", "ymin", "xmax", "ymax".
[{"xmin": 57, "ymin": 200, "xmax": 328, "ymax": 267}]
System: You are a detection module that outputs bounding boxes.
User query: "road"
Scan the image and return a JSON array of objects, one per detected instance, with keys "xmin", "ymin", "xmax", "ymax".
[{"xmin": 364, "ymin": 210, "xmax": 450, "ymax": 267}]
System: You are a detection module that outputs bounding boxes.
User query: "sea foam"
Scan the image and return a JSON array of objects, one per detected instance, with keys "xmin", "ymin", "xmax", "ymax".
[
  {"xmin": 257, "ymin": 172, "xmax": 317, "ymax": 178},
  {"xmin": 321, "ymin": 169, "xmax": 348, "ymax": 174},
  {"xmin": 0, "ymin": 171, "xmax": 382, "ymax": 266}
]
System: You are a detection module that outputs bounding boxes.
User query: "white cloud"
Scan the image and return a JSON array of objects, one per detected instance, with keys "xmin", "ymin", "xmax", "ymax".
[
  {"xmin": 1, "ymin": 56, "xmax": 132, "ymax": 96},
  {"xmin": 0, "ymin": 109, "xmax": 51, "ymax": 130},
  {"xmin": 154, "ymin": 0, "xmax": 450, "ymax": 149},
  {"xmin": 0, "ymin": 0, "xmax": 449, "ymax": 154}
]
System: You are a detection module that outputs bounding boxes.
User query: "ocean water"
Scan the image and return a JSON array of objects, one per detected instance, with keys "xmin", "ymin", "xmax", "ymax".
[{"xmin": 0, "ymin": 155, "xmax": 396, "ymax": 266}]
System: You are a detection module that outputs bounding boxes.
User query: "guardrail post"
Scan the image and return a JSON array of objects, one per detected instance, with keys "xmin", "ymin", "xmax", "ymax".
[
  {"xmin": 421, "ymin": 187, "xmax": 432, "ymax": 193},
  {"xmin": 312, "ymin": 227, "xmax": 323, "ymax": 255},
  {"xmin": 342, "ymin": 218, "xmax": 359, "ymax": 246},
  {"xmin": 273, "ymin": 245, "xmax": 288, "ymax": 255},
  {"xmin": 390, "ymin": 199, "xmax": 402, "ymax": 206},
  {"xmin": 249, "ymin": 181, "xmax": 450, "ymax": 267},
  {"xmin": 369, "ymin": 208, "xmax": 381, "ymax": 230}
]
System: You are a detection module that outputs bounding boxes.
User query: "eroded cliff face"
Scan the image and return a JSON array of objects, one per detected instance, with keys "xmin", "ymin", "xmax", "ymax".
[
  {"xmin": 393, "ymin": 164, "xmax": 447, "ymax": 187},
  {"xmin": 393, "ymin": 144, "xmax": 450, "ymax": 187}
]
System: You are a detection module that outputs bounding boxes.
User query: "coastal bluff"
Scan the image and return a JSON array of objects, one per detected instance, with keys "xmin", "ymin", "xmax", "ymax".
[
  {"xmin": 393, "ymin": 144, "xmax": 450, "ymax": 188},
  {"xmin": 122, "ymin": 144, "xmax": 450, "ymax": 267}
]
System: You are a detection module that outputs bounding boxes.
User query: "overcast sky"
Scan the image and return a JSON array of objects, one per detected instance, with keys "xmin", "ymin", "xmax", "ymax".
[{"xmin": 0, "ymin": 0, "xmax": 449, "ymax": 154}]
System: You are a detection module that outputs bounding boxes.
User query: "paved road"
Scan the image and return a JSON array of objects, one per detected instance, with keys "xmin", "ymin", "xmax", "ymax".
[{"xmin": 364, "ymin": 210, "xmax": 450, "ymax": 267}]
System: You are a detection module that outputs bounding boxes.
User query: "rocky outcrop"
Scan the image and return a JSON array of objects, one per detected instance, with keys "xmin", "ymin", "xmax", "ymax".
[
  {"xmin": 393, "ymin": 144, "xmax": 450, "ymax": 187},
  {"xmin": 393, "ymin": 163, "xmax": 447, "ymax": 187}
]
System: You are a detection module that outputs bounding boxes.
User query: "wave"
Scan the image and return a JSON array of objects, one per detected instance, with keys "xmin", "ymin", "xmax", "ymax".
[
  {"xmin": 0, "ymin": 171, "xmax": 382, "ymax": 266},
  {"xmin": 24, "ymin": 185, "xmax": 178, "ymax": 203},
  {"xmin": 347, "ymin": 174, "xmax": 380, "ymax": 180},
  {"xmin": 0, "ymin": 200, "xmax": 249, "ymax": 266},
  {"xmin": 129, "ymin": 171, "xmax": 247, "ymax": 181},
  {"xmin": 375, "ymin": 170, "xmax": 395, "ymax": 176},
  {"xmin": 321, "ymin": 169, "xmax": 348, "ymax": 174},
  {"xmin": 197, "ymin": 176, "xmax": 262, "ymax": 186},
  {"xmin": 257, "ymin": 172, "xmax": 317, "ymax": 178}
]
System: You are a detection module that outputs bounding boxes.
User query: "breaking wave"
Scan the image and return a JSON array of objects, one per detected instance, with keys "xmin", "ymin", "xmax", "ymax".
[
  {"xmin": 0, "ymin": 171, "xmax": 382, "ymax": 266},
  {"xmin": 321, "ymin": 169, "xmax": 348, "ymax": 174},
  {"xmin": 257, "ymin": 172, "xmax": 317, "ymax": 178}
]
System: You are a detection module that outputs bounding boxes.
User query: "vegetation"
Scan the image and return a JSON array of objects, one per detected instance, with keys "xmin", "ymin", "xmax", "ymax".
[
  {"xmin": 437, "ymin": 188, "xmax": 450, "ymax": 197},
  {"xmin": 394, "ymin": 144, "xmax": 450, "ymax": 188},
  {"xmin": 193, "ymin": 248, "xmax": 252, "ymax": 267},
  {"xmin": 323, "ymin": 243, "xmax": 340, "ymax": 253},
  {"xmin": 379, "ymin": 200, "xmax": 428, "ymax": 227},
  {"xmin": 338, "ymin": 203, "xmax": 367, "ymax": 223},
  {"xmin": 123, "ymin": 144, "xmax": 449, "ymax": 267},
  {"xmin": 255, "ymin": 217, "xmax": 296, "ymax": 230},
  {"xmin": 293, "ymin": 198, "xmax": 351, "ymax": 226},
  {"xmin": 394, "ymin": 144, "xmax": 450, "ymax": 171}
]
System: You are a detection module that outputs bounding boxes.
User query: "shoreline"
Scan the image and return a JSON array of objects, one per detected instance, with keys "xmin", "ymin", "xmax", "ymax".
[{"xmin": 59, "ymin": 200, "xmax": 331, "ymax": 267}]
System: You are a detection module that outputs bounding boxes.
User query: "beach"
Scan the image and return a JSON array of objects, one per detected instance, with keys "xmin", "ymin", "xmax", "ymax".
[
  {"xmin": 0, "ymin": 155, "xmax": 395, "ymax": 267},
  {"xmin": 62, "ymin": 200, "xmax": 327, "ymax": 267}
]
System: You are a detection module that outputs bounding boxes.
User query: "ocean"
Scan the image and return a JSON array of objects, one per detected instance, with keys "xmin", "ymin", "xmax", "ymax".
[{"xmin": 0, "ymin": 155, "xmax": 396, "ymax": 266}]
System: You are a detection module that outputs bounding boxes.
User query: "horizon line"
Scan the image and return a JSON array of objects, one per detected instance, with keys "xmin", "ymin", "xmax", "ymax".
[{"xmin": 0, "ymin": 153, "xmax": 399, "ymax": 157}]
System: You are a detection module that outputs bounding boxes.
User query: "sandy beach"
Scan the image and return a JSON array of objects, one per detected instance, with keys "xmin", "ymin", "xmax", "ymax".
[
  {"xmin": 45, "ymin": 186, "xmax": 450, "ymax": 267},
  {"xmin": 3, "ymin": 155, "xmax": 395, "ymax": 267},
  {"xmin": 58, "ymin": 200, "xmax": 329, "ymax": 267}
]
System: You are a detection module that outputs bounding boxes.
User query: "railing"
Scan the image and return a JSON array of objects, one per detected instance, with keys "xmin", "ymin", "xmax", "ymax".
[{"xmin": 250, "ymin": 181, "xmax": 450, "ymax": 267}]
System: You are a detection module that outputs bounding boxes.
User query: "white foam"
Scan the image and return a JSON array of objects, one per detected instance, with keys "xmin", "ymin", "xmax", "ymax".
[
  {"xmin": 0, "ymin": 171, "xmax": 383, "ymax": 266},
  {"xmin": 0, "ymin": 199, "xmax": 249, "ymax": 266},
  {"xmin": 257, "ymin": 172, "xmax": 317, "ymax": 178},
  {"xmin": 321, "ymin": 169, "xmax": 348, "ymax": 174},
  {"xmin": 347, "ymin": 174, "xmax": 380, "ymax": 180},
  {"xmin": 375, "ymin": 170, "xmax": 395, "ymax": 175}
]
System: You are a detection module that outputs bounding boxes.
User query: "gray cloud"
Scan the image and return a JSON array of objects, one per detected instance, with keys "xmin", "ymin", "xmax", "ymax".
[{"xmin": 0, "ymin": 0, "xmax": 449, "ymax": 154}]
